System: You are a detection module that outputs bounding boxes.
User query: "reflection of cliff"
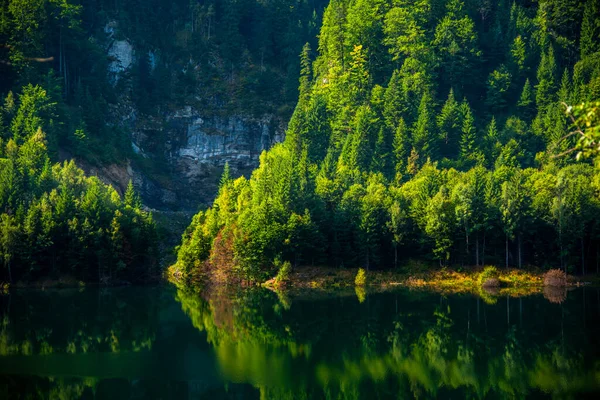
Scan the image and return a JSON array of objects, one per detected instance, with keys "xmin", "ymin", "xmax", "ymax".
[{"xmin": 176, "ymin": 288, "xmax": 600, "ymax": 399}]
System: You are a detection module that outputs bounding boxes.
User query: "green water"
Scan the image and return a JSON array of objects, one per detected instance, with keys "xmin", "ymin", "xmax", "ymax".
[{"xmin": 0, "ymin": 286, "xmax": 599, "ymax": 399}]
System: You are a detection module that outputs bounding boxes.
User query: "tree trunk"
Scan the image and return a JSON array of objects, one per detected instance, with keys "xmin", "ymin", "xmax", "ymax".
[
  {"xmin": 465, "ymin": 226, "xmax": 469, "ymax": 255},
  {"xmin": 561, "ymin": 242, "xmax": 564, "ymax": 272},
  {"xmin": 59, "ymin": 27, "xmax": 63, "ymax": 73},
  {"xmin": 581, "ymin": 238, "xmax": 585, "ymax": 275},
  {"xmin": 505, "ymin": 234, "xmax": 509, "ymax": 269},
  {"xmin": 7, "ymin": 261, "xmax": 12, "ymax": 284},
  {"xmin": 518, "ymin": 234, "xmax": 522, "ymax": 269},
  {"xmin": 476, "ymin": 236, "xmax": 480, "ymax": 267},
  {"xmin": 394, "ymin": 245, "xmax": 398, "ymax": 269},
  {"xmin": 482, "ymin": 232, "xmax": 486, "ymax": 267}
]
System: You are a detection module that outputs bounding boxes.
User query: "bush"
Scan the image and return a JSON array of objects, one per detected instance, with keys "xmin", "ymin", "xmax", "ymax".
[
  {"xmin": 543, "ymin": 269, "xmax": 567, "ymax": 287},
  {"xmin": 478, "ymin": 266, "xmax": 499, "ymax": 287},
  {"xmin": 274, "ymin": 261, "xmax": 292, "ymax": 285},
  {"xmin": 355, "ymin": 268, "xmax": 367, "ymax": 286}
]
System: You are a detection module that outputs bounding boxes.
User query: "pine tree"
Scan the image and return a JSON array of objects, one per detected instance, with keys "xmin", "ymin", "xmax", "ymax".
[
  {"xmin": 425, "ymin": 186, "xmax": 456, "ymax": 265},
  {"xmin": 383, "ymin": 0, "xmax": 431, "ymax": 63},
  {"xmin": 299, "ymin": 43, "xmax": 313, "ymax": 104},
  {"xmin": 383, "ymin": 70, "xmax": 406, "ymax": 130},
  {"xmin": 372, "ymin": 127, "xmax": 393, "ymax": 179},
  {"xmin": 517, "ymin": 78, "xmax": 535, "ymax": 120},
  {"xmin": 484, "ymin": 117, "xmax": 500, "ymax": 164},
  {"xmin": 318, "ymin": 0, "xmax": 348, "ymax": 72},
  {"xmin": 437, "ymin": 89, "xmax": 460, "ymax": 159},
  {"xmin": 579, "ymin": 0, "xmax": 600, "ymax": 58},
  {"xmin": 459, "ymin": 102, "xmax": 476, "ymax": 165},
  {"xmin": 557, "ymin": 68, "xmax": 571, "ymax": 104},
  {"xmin": 413, "ymin": 93, "xmax": 437, "ymax": 161},
  {"xmin": 406, "ymin": 147, "xmax": 420, "ymax": 176},
  {"xmin": 124, "ymin": 180, "xmax": 141, "ymax": 209},
  {"xmin": 219, "ymin": 162, "xmax": 232, "ymax": 189},
  {"xmin": 393, "ymin": 118, "xmax": 410, "ymax": 180},
  {"xmin": 432, "ymin": 0, "xmax": 480, "ymax": 89},
  {"xmin": 348, "ymin": 105, "xmax": 377, "ymax": 171},
  {"xmin": 535, "ymin": 46, "xmax": 557, "ymax": 112},
  {"xmin": 348, "ymin": 45, "xmax": 370, "ymax": 104}
]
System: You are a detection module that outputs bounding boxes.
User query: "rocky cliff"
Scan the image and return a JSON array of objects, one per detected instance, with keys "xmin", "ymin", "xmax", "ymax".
[{"xmin": 100, "ymin": 25, "xmax": 287, "ymax": 211}]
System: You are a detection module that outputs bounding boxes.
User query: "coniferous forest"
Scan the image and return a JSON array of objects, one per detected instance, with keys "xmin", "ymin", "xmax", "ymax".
[
  {"xmin": 0, "ymin": 0, "xmax": 599, "ymax": 286},
  {"xmin": 0, "ymin": 0, "xmax": 329, "ymax": 284},
  {"xmin": 3, "ymin": 2, "xmax": 600, "ymax": 398},
  {"xmin": 174, "ymin": 0, "xmax": 600, "ymax": 284}
]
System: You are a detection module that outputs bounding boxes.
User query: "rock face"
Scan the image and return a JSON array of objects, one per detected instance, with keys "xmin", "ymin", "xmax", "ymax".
[
  {"xmin": 129, "ymin": 107, "xmax": 285, "ymax": 210},
  {"xmin": 107, "ymin": 40, "xmax": 134, "ymax": 80},
  {"xmin": 168, "ymin": 107, "xmax": 283, "ymax": 167},
  {"xmin": 105, "ymin": 21, "xmax": 134, "ymax": 82},
  {"xmin": 101, "ymin": 23, "xmax": 286, "ymax": 211}
]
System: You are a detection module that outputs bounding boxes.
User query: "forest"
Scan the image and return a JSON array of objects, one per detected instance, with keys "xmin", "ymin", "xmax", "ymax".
[
  {"xmin": 1, "ymin": 0, "xmax": 600, "ymax": 286},
  {"xmin": 0, "ymin": 85, "xmax": 158, "ymax": 283},
  {"xmin": 174, "ymin": 0, "xmax": 600, "ymax": 284},
  {"xmin": 0, "ymin": 0, "xmax": 329, "ymax": 163},
  {"xmin": 0, "ymin": 0, "xmax": 329, "ymax": 284}
]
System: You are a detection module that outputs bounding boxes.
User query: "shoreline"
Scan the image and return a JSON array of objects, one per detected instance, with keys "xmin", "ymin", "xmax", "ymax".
[{"xmin": 260, "ymin": 265, "xmax": 598, "ymax": 300}]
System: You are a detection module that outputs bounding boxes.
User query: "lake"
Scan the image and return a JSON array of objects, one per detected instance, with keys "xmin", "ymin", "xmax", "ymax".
[{"xmin": 0, "ymin": 286, "xmax": 599, "ymax": 399}]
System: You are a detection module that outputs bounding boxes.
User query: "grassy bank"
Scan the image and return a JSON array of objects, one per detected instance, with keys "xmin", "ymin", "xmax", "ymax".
[{"xmin": 261, "ymin": 263, "xmax": 596, "ymax": 300}]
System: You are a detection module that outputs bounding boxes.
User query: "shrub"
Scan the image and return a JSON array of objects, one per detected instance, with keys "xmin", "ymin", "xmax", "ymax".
[
  {"xmin": 482, "ymin": 277, "xmax": 500, "ymax": 288},
  {"xmin": 478, "ymin": 266, "xmax": 499, "ymax": 287},
  {"xmin": 543, "ymin": 269, "xmax": 567, "ymax": 287},
  {"xmin": 274, "ymin": 261, "xmax": 292, "ymax": 285},
  {"xmin": 355, "ymin": 268, "xmax": 367, "ymax": 286}
]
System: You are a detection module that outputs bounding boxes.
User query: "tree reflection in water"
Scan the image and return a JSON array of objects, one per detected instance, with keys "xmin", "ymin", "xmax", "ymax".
[
  {"xmin": 176, "ymin": 287, "xmax": 600, "ymax": 399},
  {"xmin": 0, "ymin": 286, "xmax": 598, "ymax": 399}
]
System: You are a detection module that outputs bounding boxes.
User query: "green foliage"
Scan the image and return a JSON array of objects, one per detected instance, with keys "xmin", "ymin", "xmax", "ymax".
[
  {"xmin": 0, "ymin": 88, "xmax": 158, "ymax": 283},
  {"xmin": 354, "ymin": 267, "xmax": 366, "ymax": 286},
  {"xmin": 564, "ymin": 101, "xmax": 600, "ymax": 164},
  {"xmin": 175, "ymin": 0, "xmax": 600, "ymax": 283},
  {"xmin": 0, "ymin": 0, "xmax": 330, "ymax": 162},
  {"xmin": 477, "ymin": 266, "xmax": 499, "ymax": 286},
  {"xmin": 274, "ymin": 261, "xmax": 292, "ymax": 285}
]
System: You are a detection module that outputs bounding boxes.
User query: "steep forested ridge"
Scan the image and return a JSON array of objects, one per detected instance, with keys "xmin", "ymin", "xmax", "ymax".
[
  {"xmin": 0, "ymin": 85, "xmax": 158, "ymax": 284},
  {"xmin": 174, "ymin": 0, "xmax": 600, "ymax": 283},
  {"xmin": 0, "ymin": 0, "xmax": 329, "ymax": 162},
  {"xmin": 0, "ymin": 0, "xmax": 330, "ymax": 283}
]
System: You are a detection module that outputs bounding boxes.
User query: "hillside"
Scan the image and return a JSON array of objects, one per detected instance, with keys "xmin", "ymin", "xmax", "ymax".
[
  {"xmin": 1, "ymin": 0, "xmax": 328, "ymax": 210},
  {"xmin": 172, "ymin": 0, "xmax": 600, "ymax": 283}
]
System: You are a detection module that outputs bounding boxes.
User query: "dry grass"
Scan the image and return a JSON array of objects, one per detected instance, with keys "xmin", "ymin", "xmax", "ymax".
[
  {"xmin": 482, "ymin": 278, "xmax": 500, "ymax": 288},
  {"xmin": 543, "ymin": 269, "xmax": 567, "ymax": 287}
]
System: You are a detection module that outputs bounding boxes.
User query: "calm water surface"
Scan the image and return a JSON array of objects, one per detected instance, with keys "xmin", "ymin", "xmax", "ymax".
[{"xmin": 0, "ymin": 286, "xmax": 599, "ymax": 399}]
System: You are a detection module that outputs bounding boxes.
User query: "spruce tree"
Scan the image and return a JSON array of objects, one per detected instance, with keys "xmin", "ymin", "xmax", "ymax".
[
  {"xmin": 459, "ymin": 102, "xmax": 476, "ymax": 165},
  {"xmin": 393, "ymin": 118, "xmax": 410, "ymax": 180},
  {"xmin": 517, "ymin": 78, "xmax": 535, "ymax": 120},
  {"xmin": 535, "ymin": 46, "xmax": 557, "ymax": 112},
  {"xmin": 124, "ymin": 180, "xmax": 141, "ymax": 209},
  {"xmin": 413, "ymin": 93, "xmax": 437, "ymax": 161},
  {"xmin": 437, "ymin": 89, "xmax": 460, "ymax": 159},
  {"xmin": 579, "ymin": 0, "xmax": 600, "ymax": 58}
]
